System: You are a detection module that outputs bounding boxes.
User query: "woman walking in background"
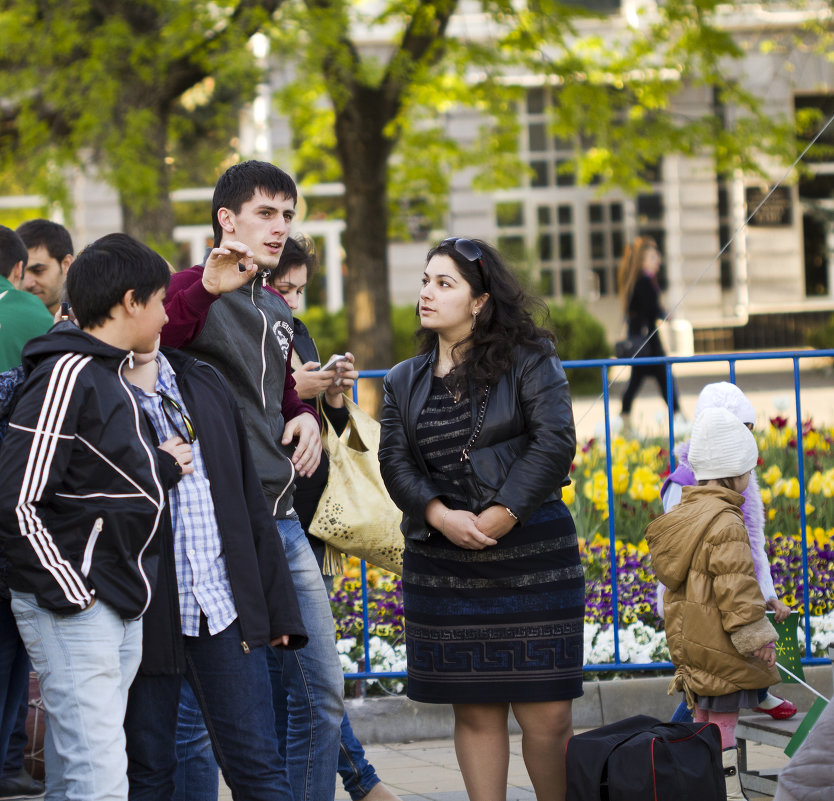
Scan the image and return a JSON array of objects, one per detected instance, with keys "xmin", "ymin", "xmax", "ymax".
[
  {"xmin": 618, "ymin": 236, "xmax": 682, "ymax": 433},
  {"xmin": 379, "ymin": 237, "xmax": 583, "ymax": 801}
]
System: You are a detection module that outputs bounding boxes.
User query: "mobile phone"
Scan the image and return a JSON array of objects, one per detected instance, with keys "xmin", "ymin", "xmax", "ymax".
[
  {"xmin": 60, "ymin": 301, "xmax": 70, "ymax": 321},
  {"xmin": 320, "ymin": 354, "xmax": 345, "ymax": 372}
]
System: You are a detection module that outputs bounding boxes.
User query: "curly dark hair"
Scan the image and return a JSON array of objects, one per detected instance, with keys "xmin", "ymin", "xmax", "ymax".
[
  {"xmin": 416, "ymin": 238, "xmax": 553, "ymax": 397},
  {"xmin": 269, "ymin": 233, "xmax": 317, "ymax": 285}
]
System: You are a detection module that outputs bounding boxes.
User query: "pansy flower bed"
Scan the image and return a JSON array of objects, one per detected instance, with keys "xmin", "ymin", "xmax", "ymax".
[{"xmin": 330, "ymin": 418, "xmax": 834, "ymax": 688}]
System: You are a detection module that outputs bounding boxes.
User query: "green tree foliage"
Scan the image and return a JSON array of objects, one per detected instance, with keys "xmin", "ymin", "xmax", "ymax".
[
  {"xmin": 546, "ymin": 299, "xmax": 611, "ymax": 394},
  {"xmin": 0, "ymin": 0, "xmax": 283, "ymax": 253},
  {"xmin": 268, "ymin": 0, "xmax": 796, "ymax": 390}
]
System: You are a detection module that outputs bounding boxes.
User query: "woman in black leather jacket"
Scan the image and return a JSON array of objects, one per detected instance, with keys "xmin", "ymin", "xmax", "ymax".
[{"xmin": 379, "ymin": 238, "xmax": 584, "ymax": 801}]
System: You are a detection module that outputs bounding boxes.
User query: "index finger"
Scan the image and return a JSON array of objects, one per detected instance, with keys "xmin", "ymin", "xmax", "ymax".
[{"xmin": 217, "ymin": 240, "xmax": 254, "ymax": 259}]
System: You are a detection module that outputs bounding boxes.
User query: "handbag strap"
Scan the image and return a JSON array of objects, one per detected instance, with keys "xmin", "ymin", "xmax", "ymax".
[
  {"xmin": 461, "ymin": 385, "xmax": 490, "ymax": 462},
  {"xmin": 317, "ymin": 402, "xmax": 343, "ymax": 456},
  {"xmin": 319, "ymin": 396, "xmax": 375, "ymax": 455}
]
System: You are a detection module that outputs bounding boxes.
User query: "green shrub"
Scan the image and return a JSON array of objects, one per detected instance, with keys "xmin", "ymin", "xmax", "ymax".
[
  {"xmin": 296, "ymin": 306, "xmax": 348, "ymax": 363},
  {"xmin": 806, "ymin": 314, "xmax": 834, "ymax": 352},
  {"xmin": 297, "ymin": 304, "xmax": 419, "ymax": 367},
  {"xmin": 545, "ymin": 300, "xmax": 611, "ymax": 395},
  {"xmin": 391, "ymin": 304, "xmax": 421, "ymax": 364}
]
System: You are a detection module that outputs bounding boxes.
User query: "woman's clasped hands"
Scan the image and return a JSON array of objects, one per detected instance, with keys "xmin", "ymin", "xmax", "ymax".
[{"xmin": 430, "ymin": 501, "xmax": 516, "ymax": 550}]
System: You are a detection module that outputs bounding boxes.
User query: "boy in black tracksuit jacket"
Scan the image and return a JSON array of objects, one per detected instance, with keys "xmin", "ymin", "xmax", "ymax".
[
  {"xmin": 122, "ymin": 345, "xmax": 307, "ymax": 801},
  {"xmin": 0, "ymin": 235, "xmax": 171, "ymax": 801}
]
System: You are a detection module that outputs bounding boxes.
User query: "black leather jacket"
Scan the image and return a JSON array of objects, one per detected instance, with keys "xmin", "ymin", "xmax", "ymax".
[{"xmin": 379, "ymin": 340, "xmax": 576, "ymax": 542}]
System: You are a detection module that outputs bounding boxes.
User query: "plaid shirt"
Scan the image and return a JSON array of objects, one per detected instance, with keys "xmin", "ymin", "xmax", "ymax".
[{"xmin": 132, "ymin": 354, "xmax": 237, "ymax": 636}]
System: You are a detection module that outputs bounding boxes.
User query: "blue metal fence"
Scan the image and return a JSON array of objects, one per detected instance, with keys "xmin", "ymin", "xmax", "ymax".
[{"xmin": 341, "ymin": 349, "xmax": 834, "ymax": 681}]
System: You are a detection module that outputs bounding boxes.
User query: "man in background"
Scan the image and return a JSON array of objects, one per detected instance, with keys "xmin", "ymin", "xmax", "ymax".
[
  {"xmin": 16, "ymin": 220, "xmax": 74, "ymax": 317},
  {"xmin": 0, "ymin": 225, "xmax": 54, "ymax": 371}
]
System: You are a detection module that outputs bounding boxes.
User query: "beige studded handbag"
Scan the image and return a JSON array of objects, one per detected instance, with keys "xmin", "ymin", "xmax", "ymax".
[{"xmin": 308, "ymin": 397, "xmax": 404, "ymax": 575}]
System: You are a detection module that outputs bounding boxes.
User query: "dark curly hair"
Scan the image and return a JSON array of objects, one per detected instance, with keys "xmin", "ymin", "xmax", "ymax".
[
  {"xmin": 269, "ymin": 233, "xmax": 317, "ymax": 285},
  {"xmin": 416, "ymin": 238, "xmax": 553, "ymax": 397}
]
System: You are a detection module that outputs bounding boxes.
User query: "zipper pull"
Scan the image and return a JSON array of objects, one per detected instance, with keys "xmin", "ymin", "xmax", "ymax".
[{"xmin": 241, "ymin": 641, "xmax": 250, "ymax": 654}]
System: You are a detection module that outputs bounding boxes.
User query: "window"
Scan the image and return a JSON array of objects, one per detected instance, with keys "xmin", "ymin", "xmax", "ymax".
[
  {"xmin": 496, "ymin": 87, "xmax": 665, "ymax": 300},
  {"xmin": 796, "ymin": 93, "xmax": 834, "ymax": 297},
  {"xmin": 717, "ymin": 183, "xmax": 734, "ymax": 291}
]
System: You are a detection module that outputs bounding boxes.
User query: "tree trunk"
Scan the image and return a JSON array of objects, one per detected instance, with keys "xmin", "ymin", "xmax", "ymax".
[
  {"xmin": 118, "ymin": 104, "xmax": 176, "ymax": 257},
  {"xmin": 121, "ymin": 192, "xmax": 176, "ymax": 257},
  {"xmin": 334, "ymin": 88, "xmax": 397, "ymax": 416}
]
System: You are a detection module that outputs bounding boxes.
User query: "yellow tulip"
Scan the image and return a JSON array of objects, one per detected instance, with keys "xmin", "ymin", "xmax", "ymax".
[
  {"xmin": 763, "ymin": 465, "xmax": 782, "ymax": 485},
  {"xmin": 784, "ymin": 477, "xmax": 801, "ymax": 500}
]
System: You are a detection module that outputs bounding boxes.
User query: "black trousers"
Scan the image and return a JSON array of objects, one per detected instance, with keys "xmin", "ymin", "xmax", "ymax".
[{"xmin": 621, "ymin": 363, "xmax": 679, "ymax": 415}]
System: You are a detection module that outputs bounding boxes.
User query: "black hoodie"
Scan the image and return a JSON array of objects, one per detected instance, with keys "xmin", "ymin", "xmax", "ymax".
[{"xmin": 0, "ymin": 323, "xmax": 166, "ymax": 619}]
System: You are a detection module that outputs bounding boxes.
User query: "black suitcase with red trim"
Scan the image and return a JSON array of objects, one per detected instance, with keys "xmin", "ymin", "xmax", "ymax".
[{"xmin": 566, "ymin": 714, "xmax": 726, "ymax": 801}]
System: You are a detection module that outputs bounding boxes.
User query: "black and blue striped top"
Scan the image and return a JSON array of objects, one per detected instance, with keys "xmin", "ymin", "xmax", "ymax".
[{"xmin": 416, "ymin": 376, "xmax": 472, "ymax": 510}]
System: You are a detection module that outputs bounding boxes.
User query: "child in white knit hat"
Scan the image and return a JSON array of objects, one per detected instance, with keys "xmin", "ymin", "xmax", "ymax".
[
  {"xmin": 659, "ymin": 382, "xmax": 795, "ymax": 721},
  {"xmin": 646, "ymin": 407, "xmax": 780, "ymax": 801}
]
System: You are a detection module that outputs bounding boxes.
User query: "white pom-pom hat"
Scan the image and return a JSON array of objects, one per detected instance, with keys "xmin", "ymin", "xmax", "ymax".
[
  {"xmin": 689, "ymin": 407, "xmax": 759, "ymax": 481},
  {"xmin": 694, "ymin": 381, "xmax": 756, "ymax": 426}
]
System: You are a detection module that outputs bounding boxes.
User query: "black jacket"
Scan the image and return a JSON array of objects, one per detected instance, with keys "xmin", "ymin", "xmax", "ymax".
[
  {"xmin": 289, "ymin": 319, "xmax": 348, "ymax": 533},
  {"xmin": 379, "ymin": 340, "xmax": 576, "ymax": 541},
  {"xmin": 0, "ymin": 323, "xmax": 165, "ymax": 618},
  {"xmin": 138, "ymin": 349, "xmax": 308, "ymax": 675},
  {"xmin": 627, "ymin": 273, "xmax": 666, "ymax": 357}
]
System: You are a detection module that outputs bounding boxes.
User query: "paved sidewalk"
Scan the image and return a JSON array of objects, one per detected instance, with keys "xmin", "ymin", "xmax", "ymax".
[
  {"xmin": 333, "ymin": 734, "xmax": 788, "ymax": 800},
  {"xmin": 217, "ymin": 730, "xmax": 788, "ymax": 799}
]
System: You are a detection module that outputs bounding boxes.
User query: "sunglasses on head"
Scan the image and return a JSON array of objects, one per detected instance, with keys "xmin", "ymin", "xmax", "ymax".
[
  {"xmin": 441, "ymin": 237, "xmax": 483, "ymax": 267},
  {"xmin": 157, "ymin": 391, "xmax": 197, "ymax": 444}
]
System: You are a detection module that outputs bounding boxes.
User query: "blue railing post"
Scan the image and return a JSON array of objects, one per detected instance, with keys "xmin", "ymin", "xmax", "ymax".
[
  {"xmin": 665, "ymin": 360, "xmax": 675, "ymax": 466},
  {"xmin": 601, "ymin": 364, "xmax": 621, "ymax": 664},
  {"xmin": 792, "ymin": 358, "xmax": 813, "ymax": 659}
]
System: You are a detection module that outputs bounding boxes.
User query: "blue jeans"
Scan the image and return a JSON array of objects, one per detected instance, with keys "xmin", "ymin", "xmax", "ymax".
[
  {"xmin": 268, "ymin": 651, "xmax": 380, "ymax": 801},
  {"xmin": 670, "ymin": 701, "xmax": 693, "ymax": 723},
  {"xmin": 2, "ymin": 684, "xmax": 30, "ymax": 778},
  {"xmin": 125, "ymin": 617, "xmax": 291, "ymax": 801},
  {"xmin": 11, "ymin": 592, "xmax": 141, "ymax": 801},
  {"xmin": 271, "ymin": 518, "xmax": 344, "ymax": 801},
  {"xmin": 0, "ymin": 596, "xmax": 29, "ymax": 774},
  {"xmin": 337, "ymin": 714, "xmax": 381, "ymax": 800},
  {"xmin": 173, "ymin": 680, "xmax": 218, "ymax": 801}
]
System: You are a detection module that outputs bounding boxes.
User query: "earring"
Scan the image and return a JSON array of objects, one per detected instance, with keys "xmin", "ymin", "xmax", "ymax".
[{"xmin": 471, "ymin": 310, "xmax": 479, "ymax": 331}]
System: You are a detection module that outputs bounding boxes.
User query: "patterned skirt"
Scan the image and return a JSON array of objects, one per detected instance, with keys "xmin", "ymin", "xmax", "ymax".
[{"xmin": 402, "ymin": 501, "xmax": 585, "ymax": 704}]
